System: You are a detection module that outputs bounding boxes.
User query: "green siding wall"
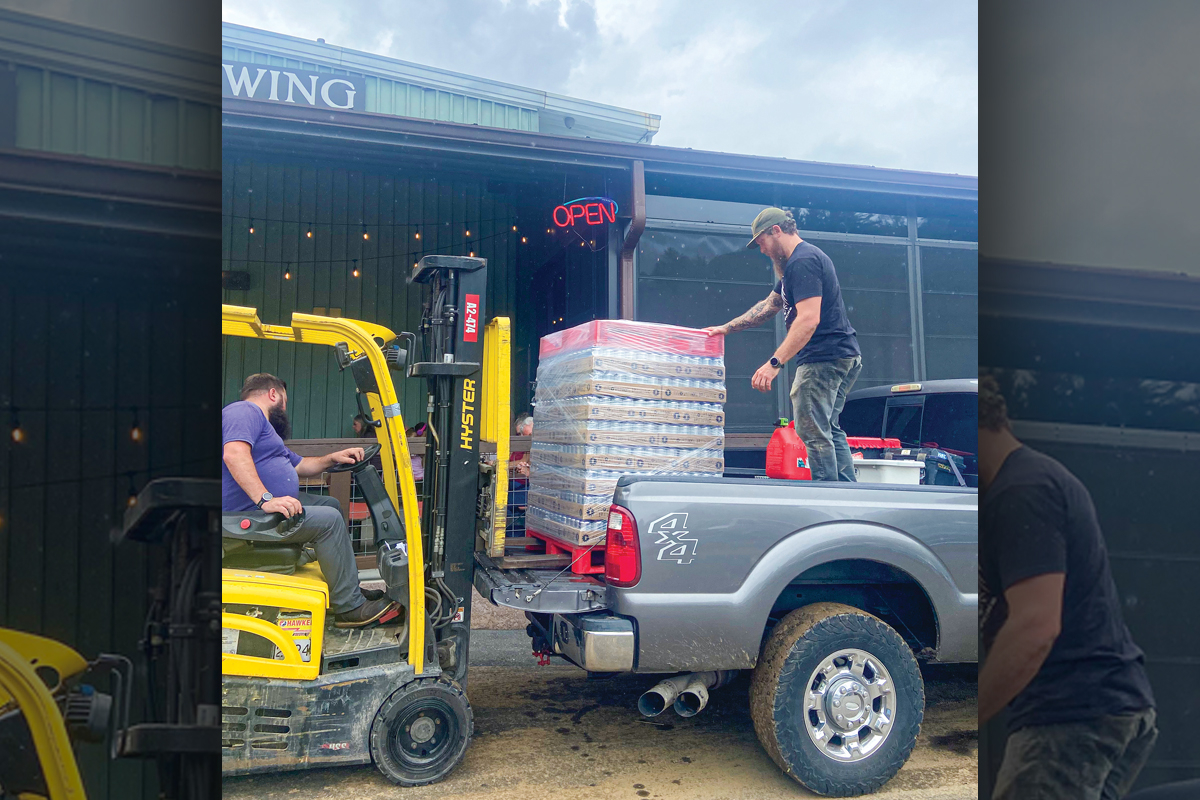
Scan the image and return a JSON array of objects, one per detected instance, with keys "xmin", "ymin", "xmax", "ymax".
[
  {"xmin": 221, "ymin": 155, "xmax": 520, "ymax": 438},
  {"xmin": 222, "ymin": 45, "xmax": 539, "ymax": 132},
  {"xmin": 1, "ymin": 252, "xmax": 218, "ymax": 800},
  {"xmin": 11, "ymin": 64, "xmax": 220, "ymax": 171}
]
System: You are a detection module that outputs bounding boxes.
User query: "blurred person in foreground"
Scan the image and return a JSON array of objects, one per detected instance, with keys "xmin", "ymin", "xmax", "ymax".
[{"xmin": 979, "ymin": 375, "xmax": 1156, "ymax": 799}]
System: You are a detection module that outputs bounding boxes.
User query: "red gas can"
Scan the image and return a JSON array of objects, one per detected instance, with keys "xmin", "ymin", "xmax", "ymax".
[{"xmin": 765, "ymin": 419, "xmax": 811, "ymax": 480}]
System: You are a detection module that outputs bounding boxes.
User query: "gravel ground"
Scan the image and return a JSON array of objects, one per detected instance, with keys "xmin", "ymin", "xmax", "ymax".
[{"xmin": 223, "ymin": 628, "xmax": 977, "ymax": 800}]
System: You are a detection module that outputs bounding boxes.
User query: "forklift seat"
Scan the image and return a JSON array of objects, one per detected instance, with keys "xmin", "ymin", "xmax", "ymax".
[{"xmin": 221, "ymin": 510, "xmax": 311, "ymax": 575}]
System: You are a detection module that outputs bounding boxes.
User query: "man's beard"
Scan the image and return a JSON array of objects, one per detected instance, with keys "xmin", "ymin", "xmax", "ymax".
[
  {"xmin": 771, "ymin": 253, "xmax": 788, "ymax": 278},
  {"xmin": 268, "ymin": 403, "xmax": 292, "ymax": 441}
]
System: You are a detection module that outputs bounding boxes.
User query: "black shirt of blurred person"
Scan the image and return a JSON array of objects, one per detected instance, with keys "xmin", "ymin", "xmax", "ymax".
[{"xmin": 981, "ymin": 445, "xmax": 1154, "ymax": 732}]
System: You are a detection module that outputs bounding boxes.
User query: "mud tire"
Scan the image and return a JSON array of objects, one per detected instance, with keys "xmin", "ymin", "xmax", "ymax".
[{"xmin": 750, "ymin": 602, "xmax": 924, "ymax": 796}]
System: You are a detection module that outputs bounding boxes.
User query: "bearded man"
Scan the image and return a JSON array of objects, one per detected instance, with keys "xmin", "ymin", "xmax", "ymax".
[
  {"xmin": 703, "ymin": 207, "xmax": 862, "ymax": 481},
  {"xmin": 221, "ymin": 373, "xmax": 393, "ymax": 627}
]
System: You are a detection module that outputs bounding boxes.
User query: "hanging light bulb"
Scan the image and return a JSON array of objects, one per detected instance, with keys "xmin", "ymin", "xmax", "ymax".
[
  {"xmin": 306, "ymin": 229, "xmax": 313, "ymax": 239},
  {"xmin": 512, "ymin": 225, "xmax": 518, "ymax": 232},
  {"xmin": 351, "ymin": 259, "xmax": 360, "ymax": 278},
  {"xmin": 127, "ymin": 474, "xmax": 139, "ymax": 508},
  {"xmin": 362, "ymin": 224, "xmax": 369, "ymax": 241},
  {"xmin": 469, "ymin": 251, "xmax": 474, "ymax": 257},
  {"xmin": 465, "ymin": 229, "xmax": 471, "ymax": 237},
  {"xmin": 522, "ymin": 236, "xmax": 528, "ymax": 244},
  {"xmin": 415, "ymin": 231, "xmax": 421, "ymax": 240},
  {"xmin": 130, "ymin": 408, "xmax": 142, "ymax": 442},
  {"xmin": 9, "ymin": 410, "xmax": 23, "ymax": 443},
  {"xmin": 546, "ymin": 228, "xmax": 552, "ymax": 234},
  {"xmin": 284, "ymin": 265, "xmax": 292, "ymax": 280},
  {"xmin": 249, "ymin": 219, "xmax": 255, "ymax": 234}
]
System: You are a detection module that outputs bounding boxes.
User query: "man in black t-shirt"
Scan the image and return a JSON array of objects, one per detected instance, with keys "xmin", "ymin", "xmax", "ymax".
[
  {"xmin": 704, "ymin": 207, "xmax": 861, "ymax": 481},
  {"xmin": 979, "ymin": 376, "xmax": 1156, "ymax": 799}
]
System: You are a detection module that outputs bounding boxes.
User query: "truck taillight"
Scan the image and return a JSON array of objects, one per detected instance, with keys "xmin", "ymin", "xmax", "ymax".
[{"xmin": 604, "ymin": 505, "xmax": 640, "ymax": 587}]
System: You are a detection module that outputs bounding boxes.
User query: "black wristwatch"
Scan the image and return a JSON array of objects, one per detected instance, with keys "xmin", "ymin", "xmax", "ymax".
[
  {"xmin": 256, "ymin": 491, "xmax": 273, "ymax": 509},
  {"xmin": 768, "ymin": 356, "xmax": 783, "ymax": 369}
]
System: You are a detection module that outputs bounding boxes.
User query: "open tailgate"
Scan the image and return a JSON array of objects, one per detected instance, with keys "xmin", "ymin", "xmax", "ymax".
[{"xmin": 473, "ymin": 552, "xmax": 608, "ymax": 614}]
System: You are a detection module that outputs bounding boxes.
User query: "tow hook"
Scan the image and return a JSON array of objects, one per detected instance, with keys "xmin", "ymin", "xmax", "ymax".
[{"xmin": 534, "ymin": 648, "xmax": 552, "ymax": 666}]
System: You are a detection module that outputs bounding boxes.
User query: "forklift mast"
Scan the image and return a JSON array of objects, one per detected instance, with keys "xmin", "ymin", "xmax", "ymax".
[{"xmin": 409, "ymin": 256, "xmax": 488, "ymax": 682}]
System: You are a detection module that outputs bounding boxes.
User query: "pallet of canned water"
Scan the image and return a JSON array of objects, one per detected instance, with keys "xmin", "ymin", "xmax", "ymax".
[
  {"xmin": 532, "ymin": 420, "xmax": 724, "ymax": 451},
  {"xmin": 529, "ymin": 463, "xmax": 721, "ymax": 499},
  {"xmin": 526, "ymin": 506, "xmax": 608, "ymax": 547},
  {"xmin": 530, "ymin": 443, "xmax": 725, "ymax": 475},
  {"xmin": 536, "ymin": 372, "xmax": 727, "ymax": 406},
  {"xmin": 537, "ymin": 347, "xmax": 726, "ymax": 383},
  {"xmin": 535, "ymin": 397, "xmax": 726, "ymax": 428},
  {"xmin": 538, "ymin": 320, "xmax": 725, "ymax": 362}
]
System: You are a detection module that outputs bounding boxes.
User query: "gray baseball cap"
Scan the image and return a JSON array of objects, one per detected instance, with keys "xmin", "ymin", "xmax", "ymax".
[{"xmin": 747, "ymin": 207, "xmax": 790, "ymax": 248}]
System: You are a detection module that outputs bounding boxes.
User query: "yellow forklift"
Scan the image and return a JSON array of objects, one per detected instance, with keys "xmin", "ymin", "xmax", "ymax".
[{"xmin": 220, "ymin": 256, "xmax": 510, "ymax": 786}]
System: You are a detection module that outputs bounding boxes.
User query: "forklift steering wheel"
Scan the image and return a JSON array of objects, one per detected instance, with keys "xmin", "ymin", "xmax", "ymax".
[{"xmin": 327, "ymin": 442, "xmax": 382, "ymax": 473}]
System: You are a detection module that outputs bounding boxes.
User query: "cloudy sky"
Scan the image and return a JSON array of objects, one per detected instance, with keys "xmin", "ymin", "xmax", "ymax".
[{"xmin": 218, "ymin": 0, "xmax": 977, "ymax": 177}]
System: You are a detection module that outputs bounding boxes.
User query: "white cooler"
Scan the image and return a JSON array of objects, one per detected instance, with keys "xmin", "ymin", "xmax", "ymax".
[{"xmin": 853, "ymin": 458, "xmax": 925, "ymax": 485}]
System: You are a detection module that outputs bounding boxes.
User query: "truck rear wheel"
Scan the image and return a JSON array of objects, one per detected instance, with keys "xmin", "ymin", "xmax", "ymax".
[
  {"xmin": 370, "ymin": 676, "xmax": 473, "ymax": 786},
  {"xmin": 750, "ymin": 602, "xmax": 923, "ymax": 796}
]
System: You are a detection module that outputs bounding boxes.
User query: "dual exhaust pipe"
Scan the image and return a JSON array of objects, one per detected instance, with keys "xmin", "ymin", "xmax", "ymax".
[{"xmin": 637, "ymin": 670, "xmax": 737, "ymax": 718}]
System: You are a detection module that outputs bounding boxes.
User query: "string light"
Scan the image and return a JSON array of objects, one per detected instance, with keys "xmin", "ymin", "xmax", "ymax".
[
  {"xmin": 10, "ymin": 409, "xmax": 23, "ymax": 443},
  {"xmin": 284, "ymin": 264, "xmax": 292, "ymax": 280},
  {"xmin": 522, "ymin": 236, "xmax": 528, "ymax": 243},
  {"xmin": 127, "ymin": 474, "xmax": 139, "ymax": 508},
  {"xmin": 306, "ymin": 229, "xmax": 313, "ymax": 239},
  {"xmin": 130, "ymin": 408, "xmax": 142, "ymax": 442},
  {"xmin": 362, "ymin": 224, "xmax": 369, "ymax": 241},
  {"xmin": 249, "ymin": 219, "xmax": 255, "ymax": 234},
  {"xmin": 351, "ymin": 258, "xmax": 360, "ymax": 279},
  {"xmin": 512, "ymin": 225, "xmax": 518, "ymax": 231},
  {"xmin": 415, "ymin": 231, "xmax": 420, "ymax": 240}
]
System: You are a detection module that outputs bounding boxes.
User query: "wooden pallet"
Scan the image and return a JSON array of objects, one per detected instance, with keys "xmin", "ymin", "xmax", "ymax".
[
  {"xmin": 495, "ymin": 552, "xmax": 572, "ymax": 569},
  {"xmin": 526, "ymin": 529, "xmax": 606, "ymax": 575}
]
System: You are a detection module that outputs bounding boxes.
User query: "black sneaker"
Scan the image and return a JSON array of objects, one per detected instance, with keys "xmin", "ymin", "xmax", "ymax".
[{"xmin": 334, "ymin": 597, "xmax": 396, "ymax": 628}]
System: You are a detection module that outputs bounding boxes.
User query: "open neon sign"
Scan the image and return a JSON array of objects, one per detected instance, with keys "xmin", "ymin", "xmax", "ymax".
[{"xmin": 552, "ymin": 197, "xmax": 619, "ymax": 227}]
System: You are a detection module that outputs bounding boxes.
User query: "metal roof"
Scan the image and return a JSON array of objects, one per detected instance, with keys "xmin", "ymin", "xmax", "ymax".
[
  {"xmin": 222, "ymin": 22, "xmax": 660, "ymax": 144},
  {"xmin": 0, "ymin": 8, "xmax": 220, "ymax": 171},
  {"xmin": 222, "ymin": 99, "xmax": 978, "ymax": 203}
]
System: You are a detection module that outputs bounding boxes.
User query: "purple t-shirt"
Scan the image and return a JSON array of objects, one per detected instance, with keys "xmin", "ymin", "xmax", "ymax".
[{"xmin": 222, "ymin": 400, "xmax": 303, "ymax": 512}]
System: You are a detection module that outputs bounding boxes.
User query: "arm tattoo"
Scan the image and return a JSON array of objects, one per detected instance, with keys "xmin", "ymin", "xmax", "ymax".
[{"xmin": 726, "ymin": 294, "xmax": 782, "ymax": 332}]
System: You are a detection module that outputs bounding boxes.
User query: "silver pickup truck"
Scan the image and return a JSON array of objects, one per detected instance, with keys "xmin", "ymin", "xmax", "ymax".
[{"xmin": 475, "ymin": 475, "xmax": 977, "ymax": 797}]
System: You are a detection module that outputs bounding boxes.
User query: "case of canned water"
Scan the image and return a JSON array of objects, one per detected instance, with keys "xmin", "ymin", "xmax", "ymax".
[{"xmin": 528, "ymin": 321, "xmax": 726, "ymax": 546}]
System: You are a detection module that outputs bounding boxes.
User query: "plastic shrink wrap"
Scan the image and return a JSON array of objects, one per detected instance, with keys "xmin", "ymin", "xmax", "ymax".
[{"xmin": 528, "ymin": 320, "xmax": 726, "ymax": 547}]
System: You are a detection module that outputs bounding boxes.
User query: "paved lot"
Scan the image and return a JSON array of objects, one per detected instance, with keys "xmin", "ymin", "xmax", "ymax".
[{"xmin": 223, "ymin": 630, "xmax": 977, "ymax": 800}]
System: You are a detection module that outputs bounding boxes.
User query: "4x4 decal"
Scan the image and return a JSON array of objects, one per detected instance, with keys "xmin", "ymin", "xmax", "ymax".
[{"xmin": 651, "ymin": 512, "xmax": 697, "ymax": 564}]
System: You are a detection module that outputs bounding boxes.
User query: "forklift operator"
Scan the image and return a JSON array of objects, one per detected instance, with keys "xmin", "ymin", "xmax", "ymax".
[{"xmin": 222, "ymin": 373, "xmax": 395, "ymax": 628}]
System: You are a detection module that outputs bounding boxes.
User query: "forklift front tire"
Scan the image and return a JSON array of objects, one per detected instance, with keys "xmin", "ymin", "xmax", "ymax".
[{"xmin": 370, "ymin": 676, "xmax": 473, "ymax": 786}]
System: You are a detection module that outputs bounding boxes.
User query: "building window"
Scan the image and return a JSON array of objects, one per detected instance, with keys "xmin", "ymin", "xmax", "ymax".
[{"xmin": 920, "ymin": 246, "xmax": 977, "ymax": 380}]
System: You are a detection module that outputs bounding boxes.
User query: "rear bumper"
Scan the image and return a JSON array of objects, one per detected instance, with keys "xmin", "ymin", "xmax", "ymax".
[{"xmin": 552, "ymin": 613, "xmax": 635, "ymax": 673}]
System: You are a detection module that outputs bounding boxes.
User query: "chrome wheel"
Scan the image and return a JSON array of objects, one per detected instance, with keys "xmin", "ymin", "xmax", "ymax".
[{"xmin": 802, "ymin": 647, "xmax": 896, "ymax": 762}]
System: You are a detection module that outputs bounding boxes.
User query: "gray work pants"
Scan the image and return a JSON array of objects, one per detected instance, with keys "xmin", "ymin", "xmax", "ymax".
[
  {"xmin": 993, "ymin": 708, "xmax": 1158, "ymax": 800},
  {"xmin": 280, "ymin": 503, "xmax": 364, "ymax": 614},
  {"xmin": 791, "ymin": 356, "xmax": 862, "ymax": 482}
]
